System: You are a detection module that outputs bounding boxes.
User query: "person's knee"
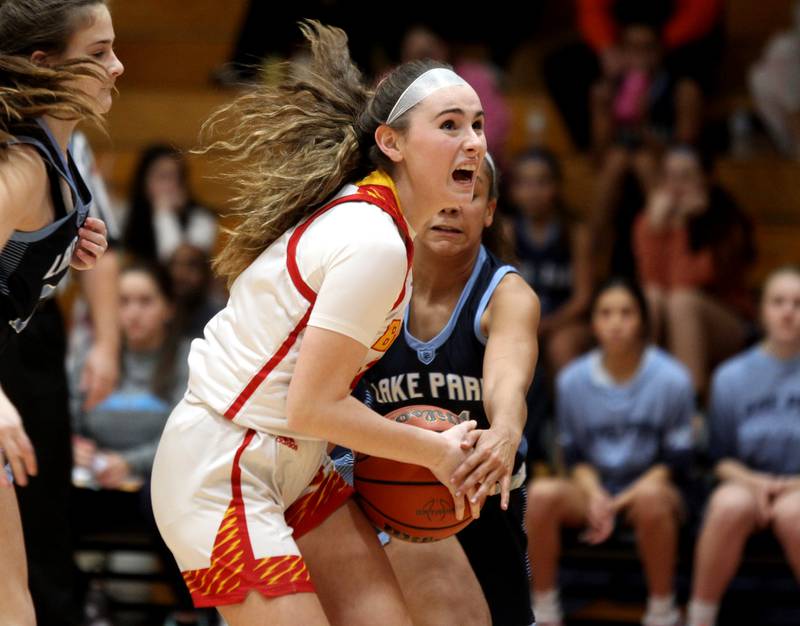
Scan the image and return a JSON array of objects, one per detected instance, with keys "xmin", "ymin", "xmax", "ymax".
[
  {"xmin": 627, "ymin": 482, "xmax": 678, "ymax": 527},
  {"xmin": 528, "ymin": 478, "xmax": 570, "ymax": 522},
  {"xmin": 705, "ymin": 484, "xmax": 759, "ymax": 531},
  {"xmin": 771, "ymin": 494, "xmax": 800, "ymax": 543}
]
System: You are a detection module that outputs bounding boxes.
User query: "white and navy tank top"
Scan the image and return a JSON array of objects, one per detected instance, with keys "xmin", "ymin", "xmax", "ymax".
[
  {"xmin": 360, "ymin": 246, "xmax": 527, "ymax": 469},
  {"xmin": 0, "ymin": 118, "xmax": 92, "ymax": 347}
]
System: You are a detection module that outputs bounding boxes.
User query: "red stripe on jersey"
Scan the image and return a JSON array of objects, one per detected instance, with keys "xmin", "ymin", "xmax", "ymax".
[
  {"xmin": 225, "ymin": 184, "xmax": 413, "ymax": 421},
  {"xmin": 286, "ymin": 186, "xmax": 413, "ymax": 305},
  {"xmin": 223, "ymin": 307, "xmax": 312, "ymax": 420}
]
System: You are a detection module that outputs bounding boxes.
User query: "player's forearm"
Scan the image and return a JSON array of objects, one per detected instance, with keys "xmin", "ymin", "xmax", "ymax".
[
  {"xmin": 482, "ymin": 377, "xmax": 526, "ymax": 441},
  {"xmin": 287, "ymin": 394, "xmax": 444, "ymax": 468},
  {"xmin": 78, "ymin": 249, "xmax": 120, "ymax": 350}
]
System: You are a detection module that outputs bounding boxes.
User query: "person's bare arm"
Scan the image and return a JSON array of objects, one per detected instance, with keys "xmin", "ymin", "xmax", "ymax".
[
  {"xmin": 76, "ymin": 248, "xmax": 120, "ymax": 410},
  {"xmin": 451, "ymin": 274, "xmax": 540, "ymax": 510},
  {"xmin": 0, "ymin": 145, "xmax": 48, "ymax": 486},
  {"xmin": 286, "ymin": 326, "xmax": 478, "ymax": 520}
]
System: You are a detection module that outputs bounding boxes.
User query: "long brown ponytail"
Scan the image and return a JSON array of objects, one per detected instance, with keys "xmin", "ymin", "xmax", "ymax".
[{"xmin": 206, "ymin": 20, "xmax": 450, "ymax": 285}]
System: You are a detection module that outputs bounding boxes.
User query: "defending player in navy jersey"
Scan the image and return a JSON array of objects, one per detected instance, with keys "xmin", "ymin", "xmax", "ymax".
[
  {"xmin": 0, "ymin": 1, "xmax": 122, "ymax": 622},
  {"xmin": 359, "ymin": 154, "xmax": 540, "ymax": 626}
]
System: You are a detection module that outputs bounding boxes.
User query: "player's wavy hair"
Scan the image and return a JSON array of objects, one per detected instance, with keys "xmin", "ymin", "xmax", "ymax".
[
  {"xmin": 203, "ymin": 20, "xmax": 450, "ymax": 286},
  {"xmin": 0, "ymin": 0, "xmax": 109, "ymax": 148}
]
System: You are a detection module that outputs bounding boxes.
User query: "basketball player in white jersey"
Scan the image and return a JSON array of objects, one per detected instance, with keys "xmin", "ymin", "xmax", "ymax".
[{"xmin": 150, "ymin": 22, "xmax": 487, "ymax": 626}]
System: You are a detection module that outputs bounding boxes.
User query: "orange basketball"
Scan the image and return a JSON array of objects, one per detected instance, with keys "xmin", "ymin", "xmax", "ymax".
[{"xmin": 353, "ymin": 404, "xmax": 473, "ymax": 542}]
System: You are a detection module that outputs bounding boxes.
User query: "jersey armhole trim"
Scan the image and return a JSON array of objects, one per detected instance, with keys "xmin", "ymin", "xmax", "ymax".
[
  {"xmin": 473, "ymin": 265, "xmax": 518, "ymax": 345},
  {"xmin": 404, "ymin": 246, "xmax": 488, "ymax": 353}
]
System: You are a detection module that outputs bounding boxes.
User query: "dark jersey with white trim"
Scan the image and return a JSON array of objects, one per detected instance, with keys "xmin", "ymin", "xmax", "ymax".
[
  {"xmin": 0, "ymin": 119, "xmax": 91, "ymax": 348},
  {"xmin": 358, "ymin": 245, "xmax": 534, "ymax": 626},
  {"xmin": 362, "ymin": 245, "xmax": 526, "ymax": 469}
]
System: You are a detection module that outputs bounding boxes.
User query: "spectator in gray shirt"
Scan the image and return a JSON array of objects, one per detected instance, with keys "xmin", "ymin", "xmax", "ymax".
[
  {"xmin": 527, "ymin": 277, "xmax": 694, "ymax": 626},
  {"xmin": 72, "ymin": 262, "xmax": 188, "ymax": 488},
  {"xmin": 687, "ymin": 267, "xmax": 800, "ymax": 626}
]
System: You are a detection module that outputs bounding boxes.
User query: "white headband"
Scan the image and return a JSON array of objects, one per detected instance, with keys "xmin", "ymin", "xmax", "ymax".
[{"xmin": 385, "ymin": 68, "xmax": 469, "ymax": 125}]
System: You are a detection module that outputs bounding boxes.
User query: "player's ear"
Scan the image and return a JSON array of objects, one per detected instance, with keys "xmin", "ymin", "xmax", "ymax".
[
  {"xmin": 375, "ymin": 124, "xmax": 404, "ymax": 164},
  {"xmin": 484, "ymin": 199, "xmax": 497, "ymax": 228}
]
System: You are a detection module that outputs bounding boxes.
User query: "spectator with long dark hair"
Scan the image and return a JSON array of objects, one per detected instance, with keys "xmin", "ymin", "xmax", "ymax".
[
  {"xmin": 527, "ymin": 277, "xmax": 694, "ymax": 626},
  {"xmin": 123, "ymin": 144, "xmax": 217, "ymax": 262}
]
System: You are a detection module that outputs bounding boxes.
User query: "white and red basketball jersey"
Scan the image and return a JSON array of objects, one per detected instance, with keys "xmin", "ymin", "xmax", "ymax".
[{"xmin": 185, "ymin": 171, "xmax": 413, "ymax": 438}]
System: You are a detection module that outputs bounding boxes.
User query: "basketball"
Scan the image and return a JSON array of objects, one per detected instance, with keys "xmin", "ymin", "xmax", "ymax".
[{"xmin": 353, "ymin": 404, "xmax": 473, "ymax": 542}]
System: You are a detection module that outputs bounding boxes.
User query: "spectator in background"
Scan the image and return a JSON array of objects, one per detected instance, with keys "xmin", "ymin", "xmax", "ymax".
[
  {"xmin": 749, "ymin": 0, "xmax": 800, "ymax": 159},
  {"xmin": 590, "ymin": 13, "xmax": 704, "ymax": 277},
  {"xmin": 399, "ymin": 25, "xmax": 511, "ymax": 161},
  {"xmin": 633, "ymin": 145, "xmax": 755, "ymax": 396},
  {"xmin": 510, "ymin": 149, "xmax": 592, "ymax": 373},
  {"xmin": 123, "ymin": 144, "xmax": 217, "ymax": 263},
  {"xmin": 544, "ymin": 0, "xmax": 723, "ymax": 150},
  {"xmin": 580, "ymin": 0, "xmax": 724, "ymax": 90},
  {"xmin": 71, "ymin": 262, "xmax": 187, "ymax": 486},
  {"xmin": 5, "ymin": 129, "xmax": 122, "ymax": 626},
  {"xmin": 527, "ymin": 277, "xmax": 694, "ymax": 626},
  {"xmin": 168, "ymin": 243, "xmax": 225, "ymax": 340},
  {"xmin": 70, "ymin": 261, "xmax": 199, "ymax": 625},
  {"xmin": 686, "ymin": 267, "xmax": 800, "ymax": 626}
]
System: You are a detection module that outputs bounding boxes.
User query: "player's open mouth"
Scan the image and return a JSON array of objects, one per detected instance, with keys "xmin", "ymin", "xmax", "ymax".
[{"xmin": 452, "ymin": 164, "xmax": 476, "ymax": 184}]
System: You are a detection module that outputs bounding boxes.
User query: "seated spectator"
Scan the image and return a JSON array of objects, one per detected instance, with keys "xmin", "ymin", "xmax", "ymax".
[
  {"xmin": 633, "ymin": 145, "xmax": 756, "ymax": 395},
  {"xmin": 71, "ymin": 261, "xmax": 188, "ymax": 487},
  {"xmin": 168, "ymin": 243, "xmax": 225, "ymax": 340},
  {"xmin": 686, "ymin": 267, "xmax": 800, "ymax": 626},
  {"xmin": 510, "ymin": 149, "xmax": 592, "ymax": 373},
  {"xmin": 70, "ymin": 262, "xmax": 199, "ymax": 624},
  {"xmin": 527, "ymin": 277, "xmax": 694, "ymax": 626},
  {"xmin": 123, "ymin": 145, "xmax": 217, "ymax": 263},
  {"xmin": 544, "ymin": 0, "xmax": 723, "ymax": 150},
  {"xmin": 590, "ymin": 13, "xmax": 703, "ymax": 275},
  {"xmin": 749, "ymin": 0, "xmax": 800, "ymax": 159}
]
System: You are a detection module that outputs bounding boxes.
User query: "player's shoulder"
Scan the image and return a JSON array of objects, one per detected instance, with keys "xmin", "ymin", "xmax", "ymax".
[
  {"xmin": 314, "ymin": 196, "xmax": 407, "ymax": 257},
  {"xmin": 0, "ymin": 144, "xmax": 48, "ymax": 218}
]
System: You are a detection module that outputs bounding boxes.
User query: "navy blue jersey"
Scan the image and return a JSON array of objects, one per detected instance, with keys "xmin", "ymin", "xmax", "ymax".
[
  {"xmin": 514, "ymin": 217, "xmax": 573, "ymax": 316},
  {"xmin": 0, "ymin": 119, "xmax": 91, "ymax": 346},
  {"xmin": 359, "ymin": 245, "xmax": 534, "ymax": 626},
  {"xmin": 362, "ymin": 245, "xmax": 526, "ymax": 465}
]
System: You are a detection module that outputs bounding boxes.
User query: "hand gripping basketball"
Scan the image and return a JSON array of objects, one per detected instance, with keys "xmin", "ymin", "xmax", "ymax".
[{"xmin": 354, "ymin": 406, "xmax": 480, "ymax": 542}]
